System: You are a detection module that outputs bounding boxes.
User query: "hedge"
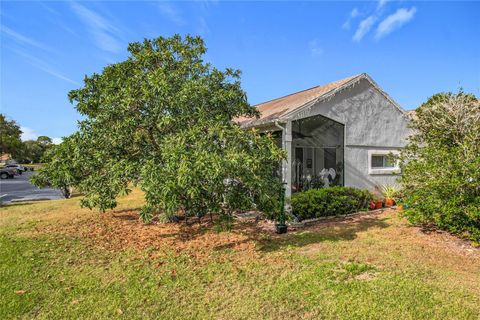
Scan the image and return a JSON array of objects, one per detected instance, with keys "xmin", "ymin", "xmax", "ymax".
[{"xmin": 291, "ymin": 186, "xmax": 373, "ymax": 221}]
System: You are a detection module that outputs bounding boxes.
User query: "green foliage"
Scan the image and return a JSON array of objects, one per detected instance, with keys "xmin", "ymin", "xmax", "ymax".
[
  {"xmin": 18, "ymin": 140, "xmax": 44, "ymax": 163},
  {"xmin": 291, "ymin": 186, "xmax": 373, "ymax": 221},
  {"xmin": 30, "ymin": 134, "xmax": 84, "ymax": 198},
  {"xmin": 380, "ymin": 184, "xmax": 399, "ymax": 199},
  {"xmin": 400, "ymin": 91, "xmax": 480, "ymax": 242},
  {"xmin": 0, "ymin": 113, "xmax": 54, "ymax": 163},
  {"xmin": 17, "ymin": 136, "xmax": 54, "ymax": 163},
  {"xmin": 36, "ymin": 136, "xmax": 53, "ymax": 146},
  {"xmin": 0, "ymin": 113, "xmax": 23, "ymax": 158},
  {"xmin": 141, "ymin": 123, "xmax": 283, "ymax": 222},
  {"xmin": 33, "ymin": 35, "xmax": 284, "ymax": 220}
]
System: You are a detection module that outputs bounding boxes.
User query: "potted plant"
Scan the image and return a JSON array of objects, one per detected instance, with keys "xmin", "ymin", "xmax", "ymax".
[
  {"xmin": 275, "ymin": 183, "xmax": 288, "ymax": 234},
  {"xmin": 374, "ymin": 196, "xmax": 384, "ymax": 209},
  {"xmin": 380, "ymin": 184, "xmax": 399, "ymax": 207}
]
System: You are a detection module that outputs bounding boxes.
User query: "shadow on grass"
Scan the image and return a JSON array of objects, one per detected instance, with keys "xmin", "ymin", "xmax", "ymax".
[
  {"xmin": 258, "ymin": 216, "xmax": 390, "ymax": 253},
  {"xmin": 92, "ymin": 207, "xmax": 391, "ymax": 255},
  {"xmin": 206, "ymin": 214, "xmax": 391, "ymax": 254},
  {"xmin": 1, "ymin": 202, "xmax": 34, "ymax": 208},
  {"xmin": 111, "ymin": 208, "xmax": 143, "ymax": 220}
]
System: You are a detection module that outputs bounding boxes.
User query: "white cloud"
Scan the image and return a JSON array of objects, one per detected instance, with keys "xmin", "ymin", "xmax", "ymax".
[
  {"xmin": 1, "ymin": 25, "xmax": 53, "ymax": 52},
  {"xmin": 377, "ymin": 0, "xmax": 388, "ymax": 10},
  {"xmin": 353, "ymin": 15, "xmax": 377, "ymax": 42},
  {"xmin": 10, "ymin": 48, "xmax": 79, "ymax": 85},
  {"xmin": 156, "ymin": 2, "xmax": 186, "ymax": 26},
  {"xmin": 52, "ymin": 137, "xmax": 63, "ymax": 145},
  {"xmin": 20, "ymin": 127, "xmax": 62, "ymax": 144},
  {"xmin": 70, "ymin": 2, "xmax": 123, "ymax": 53},
  {"xmin": 20, "ymin": 127, "xmax": 38, "ymax": 141},
  {"xmin": 375, "ymin": 7, "xmax": 416, "ymax": 40},
  {"xmin": 308, "ymin": 39, "xmax": 323, "ymax": 57},
  {"xmin": 197, "ymin": 17, "xmax": 210, "ymax": 35},
  {"xmin": 342, "ymin": 8, "xmax": 360, "ymax": 30},
  {"xmin": 351, "ymin": 8, "xmax": 360, "ymax": 18}
]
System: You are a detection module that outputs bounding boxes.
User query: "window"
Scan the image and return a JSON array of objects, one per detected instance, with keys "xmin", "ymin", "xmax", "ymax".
[
  {"xmin": 371, "ymin": 155, "xmax": 394, "ymax": 168},
  {"xmin": 368, "ymin": 150, "xmax": 400, "ymax": 175}
]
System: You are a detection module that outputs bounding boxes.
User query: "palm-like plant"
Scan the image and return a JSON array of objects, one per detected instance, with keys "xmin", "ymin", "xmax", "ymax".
[{"xmin": 380, "ymin": 184, "xmax": 399, "ymax": 200}]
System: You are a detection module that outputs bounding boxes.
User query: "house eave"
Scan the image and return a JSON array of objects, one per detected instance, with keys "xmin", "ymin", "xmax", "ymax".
[{"xmin": 239, "ymin": 73, "xmax": 410, "ymax": 130}]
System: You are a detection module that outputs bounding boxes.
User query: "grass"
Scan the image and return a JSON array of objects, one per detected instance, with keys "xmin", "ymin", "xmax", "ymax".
[{"xmin": 1, "ymin": 189, "xmax": 479, "ymax": 319}]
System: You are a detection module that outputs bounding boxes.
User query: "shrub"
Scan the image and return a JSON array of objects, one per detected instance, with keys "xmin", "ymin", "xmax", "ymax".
[
  {"xmin": 399, "ymin": 92, "xmax": 480, "ymax": 242},
  {"xmin": 291, "ymin": 186, "xmax": 373, "ymax": 221}
]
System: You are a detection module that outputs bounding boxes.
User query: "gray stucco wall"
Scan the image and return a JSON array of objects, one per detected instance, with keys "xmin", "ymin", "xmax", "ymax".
[{"xmin": 290, "ymin": 78, "xmax": 411, "ymax": 190}]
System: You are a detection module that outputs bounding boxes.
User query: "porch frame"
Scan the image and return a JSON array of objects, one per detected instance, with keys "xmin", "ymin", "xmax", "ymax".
[{"xmin": 276, "ymin": 115, "xmax": 347, "ymax": 199}]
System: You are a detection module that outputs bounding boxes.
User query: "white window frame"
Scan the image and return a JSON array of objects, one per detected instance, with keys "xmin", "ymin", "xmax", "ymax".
[{"xmin": 368, "ymin": 149, "xmax": 401, "ymax": 175}]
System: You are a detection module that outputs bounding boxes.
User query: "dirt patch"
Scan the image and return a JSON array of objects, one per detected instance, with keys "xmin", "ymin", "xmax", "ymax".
[
  {"xmin": 37, "ymin": 210, "xmax": 275, "ymax": 262},
  {"xmin": 415, "ymin": 226, "xmax": 480, "ymax": 258},
  {"xmin": 33, "ymin": 207, "xmax": 480, "ymax": 267},
  {"xmin": 354, "ymin": 271, "xmax": 376, "ymax": 281}
]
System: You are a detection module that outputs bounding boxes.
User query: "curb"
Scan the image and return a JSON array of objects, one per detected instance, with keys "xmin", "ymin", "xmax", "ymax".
[{"xmin": 10, "ymin": 198, "xmax": 52, "ymax": 203}]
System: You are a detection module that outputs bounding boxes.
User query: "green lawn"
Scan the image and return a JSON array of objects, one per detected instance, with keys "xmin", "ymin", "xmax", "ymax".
[{"xmin": 1, "ymin": 190, "xmax": 479, "ymax": 319}]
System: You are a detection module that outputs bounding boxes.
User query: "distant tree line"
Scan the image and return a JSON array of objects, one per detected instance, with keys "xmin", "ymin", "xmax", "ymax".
[{"xmin": 0, "ymin": 113, "xmax": 54, "ymax": 163}]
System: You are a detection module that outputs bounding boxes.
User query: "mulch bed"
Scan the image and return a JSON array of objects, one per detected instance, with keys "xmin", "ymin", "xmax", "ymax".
[
  {"xmin": 34, "ymin": 207, "xmax": 480, "ymax": 261},
  {"xmin": 38, "ymin": 210, "xmax": 270, "ymax": 262}
]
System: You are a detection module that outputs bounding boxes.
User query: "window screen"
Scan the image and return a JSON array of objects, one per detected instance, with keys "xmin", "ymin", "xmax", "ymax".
[{"xmin": 371, "ymin": 155, "xmax": 394, "ymax": 168}]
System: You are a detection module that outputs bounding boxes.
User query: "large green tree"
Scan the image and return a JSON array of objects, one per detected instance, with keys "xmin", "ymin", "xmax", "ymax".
[
  {"xmin": 36, "ymin": 136, "xmax": 53, "ymax": 146},
  {"xmin": 18, "ymin": 140, "xmax": 43, "ymax": 163},
  {"xmin": 399, "ymin": 92, "xmax": 480, "ymax": 242},
  {"xmin": 33, "ymin": 35, "xmax": 284, "ymax": 222},
  {"xmin": 0, "ymin": 113, "xmax": 23, "ymax": 158},
  {"xmin": 17, "ymin": 136, "xmax": 54, "ymax": 163}
]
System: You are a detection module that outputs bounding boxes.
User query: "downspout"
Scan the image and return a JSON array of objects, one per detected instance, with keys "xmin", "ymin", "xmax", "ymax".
[
  {"xmin": 274, "ymin": 121, "xmax": 287, "ymax": 184},
  {"xmin": 274, "ymin": 120, "xmax": 295, "ymax": 220},
  {"xmin": 274, "ymin": 120, "xmax": 285, "ymax": 146}
]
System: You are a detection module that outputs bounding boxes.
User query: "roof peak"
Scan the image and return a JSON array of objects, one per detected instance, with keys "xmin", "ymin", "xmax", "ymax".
[{"xmin": 253, "ymin": 74, "xmax": 364, "ymax": 107}]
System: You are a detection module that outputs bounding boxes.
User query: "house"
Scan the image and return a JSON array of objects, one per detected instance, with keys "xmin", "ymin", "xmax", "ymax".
[
  {"xmin": 236, "ymin": 73, "xmax": 411, "ymax": 197},
  {"xmin": 0, "ymin": 153, "xmax": 12, "ymax": 165}
]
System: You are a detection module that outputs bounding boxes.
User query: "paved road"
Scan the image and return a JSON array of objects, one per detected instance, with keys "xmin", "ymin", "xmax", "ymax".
[{"xmin": 0, "ymin": 171, "xmax": 63, "ymax": 204}]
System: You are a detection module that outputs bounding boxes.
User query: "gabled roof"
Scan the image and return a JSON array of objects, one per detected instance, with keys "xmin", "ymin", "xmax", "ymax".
[{"xmin": 236, "ymin": 73, "xmax": 406, "ymax": 128}]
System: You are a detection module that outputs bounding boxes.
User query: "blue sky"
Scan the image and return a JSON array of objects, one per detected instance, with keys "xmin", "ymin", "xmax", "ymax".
[{"xmin": 1, "ymin": 1, "xmax": 479, "ymax": 142}]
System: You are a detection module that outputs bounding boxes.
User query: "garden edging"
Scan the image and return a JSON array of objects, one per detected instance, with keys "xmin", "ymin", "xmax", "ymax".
[{"xmin": 289, "ymin": 207, "xmax": 391, "ymax": 228}]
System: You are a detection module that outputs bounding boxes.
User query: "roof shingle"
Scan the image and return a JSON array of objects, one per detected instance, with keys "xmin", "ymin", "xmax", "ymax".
[{"xmin": 236, "ymin": 74, "xmax": 362, "ymax": 127}]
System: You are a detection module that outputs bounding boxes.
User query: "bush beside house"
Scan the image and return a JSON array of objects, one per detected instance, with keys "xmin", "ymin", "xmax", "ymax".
[
  {"xmin": 399, "ymin": 92, "xmax": 480, "ymax": 242},
  {"xmin": 291, "ymin": 186, "xmax": 373, "ymax": 221}
]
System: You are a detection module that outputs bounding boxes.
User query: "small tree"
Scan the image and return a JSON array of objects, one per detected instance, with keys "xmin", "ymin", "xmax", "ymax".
[
  {"xmin": 33, "ymin": 35, "xmax": 284, "ymax": 222},
  {"xmin": 399, "ymin": 92, "xmax": 480, "ymax": 242},
  {"xmin": 0, "ymin": 113, "xmax": 23, "ymax": 158},
  {"xmin": 31, "ymin": 134, "xmax": 84, "ymax": 198}
]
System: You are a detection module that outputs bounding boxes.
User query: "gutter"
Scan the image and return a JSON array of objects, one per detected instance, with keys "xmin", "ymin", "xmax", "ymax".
[{"xmin": 274, "ymin": 120, "xmax": 285, "ymax": 131}]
